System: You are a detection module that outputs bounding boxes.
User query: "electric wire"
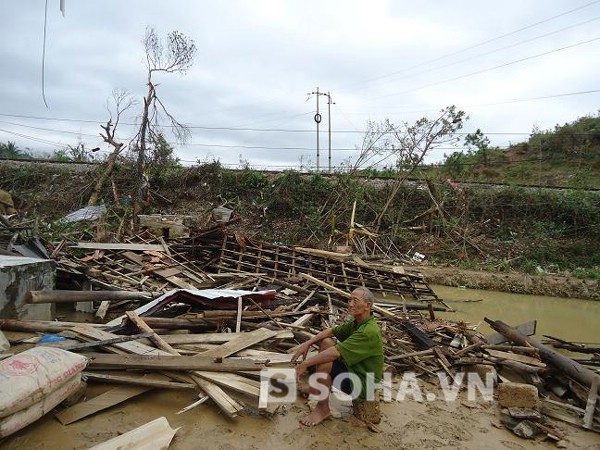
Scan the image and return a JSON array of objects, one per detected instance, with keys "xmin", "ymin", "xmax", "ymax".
[
  {"xmin": 370, "ymin": 36, "xmax": 600, "ymax": 101},
  {"xmin": 359, "ymin": 16, "xmax": 600, "ymax": 92},
  {"xmin": 41, "ymin": 0, "xmax": 49, "ymax": 108},
  {"xmin": 0, "ymin": 127, "xmax": 69, "ymax": 149},
  {"xmin": 1, "ymin": 87, "xmax": 598, "ymax": 135},
  {"xmin": 337, "ymin": 0, "xmax": 600, "ymax": 92}
]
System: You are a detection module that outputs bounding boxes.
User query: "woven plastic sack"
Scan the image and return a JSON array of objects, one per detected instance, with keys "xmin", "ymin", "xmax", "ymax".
[
  {"xmin": 0, "ymin": 375, "xmax": 83, "ymax": 438},
  {"xmin": 0, "ymin": 347, "xmax": 87, "ymax": 418}
]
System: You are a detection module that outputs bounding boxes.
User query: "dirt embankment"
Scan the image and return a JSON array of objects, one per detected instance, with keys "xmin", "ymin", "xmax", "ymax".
[{"xmin": 414, "ymin": 265, "xmax": 599, "ymax": 301}]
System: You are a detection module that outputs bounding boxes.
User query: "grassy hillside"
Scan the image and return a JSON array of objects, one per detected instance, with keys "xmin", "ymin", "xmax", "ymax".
[
  {"xmin": 1, "ymin": 115, "xmax": 598, "ymax": 280},
  {"xmin": 430, "ymin": 114, "xmax": 600, "ymax": 188}
]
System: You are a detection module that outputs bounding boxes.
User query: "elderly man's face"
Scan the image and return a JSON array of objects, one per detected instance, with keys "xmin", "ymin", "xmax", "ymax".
[{"xmin": 348, "ymin": 289, "xmax": 371, "ymax": 318}]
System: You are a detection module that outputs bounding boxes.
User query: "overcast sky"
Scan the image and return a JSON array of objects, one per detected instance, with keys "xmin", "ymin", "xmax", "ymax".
[{"xmin": 0, "ymin": 0, "xmax": 598, "ymax": 170}]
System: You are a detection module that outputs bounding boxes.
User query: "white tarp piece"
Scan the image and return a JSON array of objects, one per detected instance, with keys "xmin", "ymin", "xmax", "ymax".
[
  {"xmin": 105, "ymin": 289, "xmax": 276, "ymax": 327},
  {"xmin": 212, "ymin": 206, "xmax": 233, "ymax": 223},
  {"xmin": 87, "ymin": 416, "xmax": 180, "ymax": 450},
  {"xmin": 61, "ymin": 205, "xmax": 107, "ymax": 223},
  {"xmin": 0, "ymin": 347, "xmax": 87, "ymax": 418}
]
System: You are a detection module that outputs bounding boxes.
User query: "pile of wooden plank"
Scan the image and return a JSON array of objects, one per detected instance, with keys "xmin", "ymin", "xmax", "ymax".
[
  {"xmin": 2, "ymin": 288, "xmax": 461, "ymax": 423},
  {"xmin": 53, "ymin": 231, "xmax": 214, "ymax": 294},
  {"xmin": 1, "ymin": 226, "xmax": 597, "ymax": 439}
]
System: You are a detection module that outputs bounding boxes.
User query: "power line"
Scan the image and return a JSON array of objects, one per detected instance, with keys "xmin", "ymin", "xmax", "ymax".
[
  {"xmin": 0, "ymin": 119, "xmax": 100, "ymax": 139},
  {"xmin": 0, "ymin": 113, "xmax": 101, "ymax": 124},
  {"xmin": 371, "ymin": 36, "xmax": 600, "ymax": 100},
  {"xmin": 1, "ymin": 120, "xmax": 597, "ymax": 156},
  {"xmin": 0, "ymin": 125, "xmax": 505, "ymax": 153},
  {"xmin": 0, "ymin": 127, "xmax": 69, "ymax": 149},
  {"xmin": 362, "ymin": 16, "xmax": 600, "ymax": 92},
  {"xmin": 1, "ymin": 89, "xmax": 599, "ymax": 135},
  {"xmin": 176, "ymin": 142, "xmax": 485, "ymax": 151},
  {"xmin": 337, "ymin": 0, "xmax": 600, "ymax": 92},
  {"xmin": 342, "ymin": 89, "xmax": 600, "ymax": 116}
]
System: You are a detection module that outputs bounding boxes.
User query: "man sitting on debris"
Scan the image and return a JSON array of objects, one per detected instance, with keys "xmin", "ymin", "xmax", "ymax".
[{"xmin": 292, "ymin": 286, "xmax": 384, "ymax": 426}]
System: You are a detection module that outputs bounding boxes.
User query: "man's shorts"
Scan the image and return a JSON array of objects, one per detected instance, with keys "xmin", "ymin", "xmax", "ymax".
[
  {"xmin": 308, "ymin": 359, "xmax": 352, "ymax": 395},
  {"xmin": 331, "ymin": 359, "xmax": 353, "ymax": 395}
]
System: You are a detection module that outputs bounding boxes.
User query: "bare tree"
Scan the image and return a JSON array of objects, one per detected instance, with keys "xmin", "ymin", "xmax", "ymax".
[
  {"xmin": 88, "ymin": 89, "xmax": 136, "ymax": 206},
  {"xmin": 352, "ymin": 106, "xmax": 467, "ymax": 231},
  {"xmin": 132, "ymin": 27, "xmax": 197, "ymax": 215},
  {"xmin": 349, "ymin": 120, "xmax": 396, "ymax": 175}
]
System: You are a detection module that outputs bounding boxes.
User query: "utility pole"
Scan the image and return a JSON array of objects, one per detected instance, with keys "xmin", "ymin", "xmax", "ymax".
[
  {"xmin": 308, "ymin": 87, "xmax": 322, "ymax": 171},
  {"xmin": 307, "ymin": 88, "xmax": 334, "ymax": 172},
  {"xmin": 326, "ymin": 91, "xmax": 334, "ymax": 173}
]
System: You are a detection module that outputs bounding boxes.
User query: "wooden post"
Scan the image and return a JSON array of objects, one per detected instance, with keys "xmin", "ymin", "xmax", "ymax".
[
  {"xmin": 235, "ymin": 297, "xmax": 243, "ymax": 333},
  {"xmin": 427, "ymin": 302, "xmax": 435, "ymax": 321},
  {"xmin": 583, "ymin": 375, "xmax": 599, "ymax": 430}
]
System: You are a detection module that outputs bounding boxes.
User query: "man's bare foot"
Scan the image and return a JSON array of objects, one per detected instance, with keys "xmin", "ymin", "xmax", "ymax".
[
  {"xmin": 300, "ymin": 403, "xmax": 332, "ymax": 426},
  {"xmin": 298, "ymin": 384, "xmax": 320, "ymax": 398}
]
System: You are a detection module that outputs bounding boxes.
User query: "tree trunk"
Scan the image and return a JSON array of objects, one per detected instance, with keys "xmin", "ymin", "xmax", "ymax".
[
  {"xmin": 134, "ymin": 78, "xmax": 155, "ymax": 220},
  {"xmin": 484, "ymin": 317, "xmax": 599, "ymax": 394},
  {"xmin": 88, "ymin": 148, "xmax": 122, "ymax": 206},
  {"xmin": 374, "ymin": 178, "xmax": 403, "ymax": 232}
]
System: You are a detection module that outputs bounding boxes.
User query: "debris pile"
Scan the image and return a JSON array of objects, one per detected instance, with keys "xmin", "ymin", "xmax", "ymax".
[{"xmin": 0, "ymin": 222, "xmax": 598, "ymax": 446}]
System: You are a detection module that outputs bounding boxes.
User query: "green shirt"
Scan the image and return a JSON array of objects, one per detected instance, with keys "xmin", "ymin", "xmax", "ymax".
[{"xmin": 333, "ymin": 315, "xmax": 384, "ymax": 400}]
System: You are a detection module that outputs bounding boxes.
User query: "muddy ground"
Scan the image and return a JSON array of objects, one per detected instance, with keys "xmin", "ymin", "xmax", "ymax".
[{"xmin": 2, "ymin": 380, "xmax": 599, "ymax": 450}]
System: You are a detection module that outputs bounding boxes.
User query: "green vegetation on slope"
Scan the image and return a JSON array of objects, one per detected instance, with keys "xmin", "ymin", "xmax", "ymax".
[{"xmin": 1, "ymin": 114, "xmax": 598, "ymax": 279}]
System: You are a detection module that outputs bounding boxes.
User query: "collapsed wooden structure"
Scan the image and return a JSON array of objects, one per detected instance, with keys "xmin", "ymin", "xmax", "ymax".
[
  {"xmin": 0, "ymin": 226, "xmax": 598, "ymax": 441},
  {"xmin": 181, "ymin": 233, "xmax": 440, "ymax": 302},
  {"xmin": 53, "ymin": 231, "xmax": 442, "ymax": 303}
]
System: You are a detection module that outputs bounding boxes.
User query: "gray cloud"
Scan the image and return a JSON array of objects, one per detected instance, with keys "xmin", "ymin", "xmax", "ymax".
[{"xmin": 0, "ymin": 0, "xmax": 598, "ymax": 170}]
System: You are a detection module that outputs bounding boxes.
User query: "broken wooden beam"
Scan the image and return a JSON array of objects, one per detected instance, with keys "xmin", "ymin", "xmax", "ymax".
[
  {"xmin": 481, "ymin": 344, "xmax": 540, "ymax": 355},
  {"xmin": 583, "ymin": 375, "xmax": 600, "ymax": 430},
  {"xmin": 484, "ymin": 349, "xmax": 546, "ymax": 368},
  {"xmin": 197, "ymin": 328, "xmax": 278, "ymax": 359},
  {"xmin": 95, "ymin": 301, "xmax": 111, "ymax": 320},
  {"xmin": 82, "ymin": 372, "xmax": 196, "ymax": 390},
  {"xmin": 26, "ymin": 290, "xmax": 153, "ymax": 304},
  {"xmin": 125, "ymin": 311, "xmax": 179, "ymax": 355},
  {"xmin": 55, "ymin": 385, "xmax": 153, "ymax": 425},
  {"xmin": 0, "ymin": 319, "xmax": 107, "ymax": 333},
  {"xmin": 70, "ymin": 242, "xmax": 166, "ymax": 251},
  {"xmin": 86, "ymin": 353, "xmax": 269, "ymax": 372},
  {"xmin": 66, "ymin": 326, "xmax": 245, "ymax": 419},
  {"xmin": 158, "ymin": 330, "xmax": 294, "ymax": 345},
  {"xmin": 387, "ymin": 348, "xmax": 433, "ymax": 361},
  {"xmin": 52, "ymin": 333, "xmax": 154, "ymax": 351},
  {"xmin": 484, "ymin": 318, "xmax": 599, "ymax": 394}
]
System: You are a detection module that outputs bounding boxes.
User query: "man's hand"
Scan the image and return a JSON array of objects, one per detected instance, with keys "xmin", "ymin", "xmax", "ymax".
[
  {"xmin": 295, "ymin": 361, "xmax": 308, "ymax": 383},
  {"xmin": 291, "ymin": 342, "xmax": 310, "ymax": 363}
]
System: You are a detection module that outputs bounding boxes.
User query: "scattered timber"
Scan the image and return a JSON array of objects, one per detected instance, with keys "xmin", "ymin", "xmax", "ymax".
[{"xmin": 484, "ymin": 318, "xmax": 599, "ymax": 394}]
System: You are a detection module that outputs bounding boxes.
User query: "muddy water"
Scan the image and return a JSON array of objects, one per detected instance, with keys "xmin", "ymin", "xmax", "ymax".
[{"xmin": 430, "ymin": 285, "xmax": 600, "ymax": 343}]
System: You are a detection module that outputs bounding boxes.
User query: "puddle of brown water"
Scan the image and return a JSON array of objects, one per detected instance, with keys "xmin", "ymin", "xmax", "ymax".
[{"xmin": 431, "ymin": 285, "xmax": 600, "ymax": 344}]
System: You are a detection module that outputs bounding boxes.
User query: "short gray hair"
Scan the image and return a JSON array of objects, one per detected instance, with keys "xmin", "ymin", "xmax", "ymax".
[{"xmin": 352, "ymin": 286, "xmax": 374, "ymax": 304}]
